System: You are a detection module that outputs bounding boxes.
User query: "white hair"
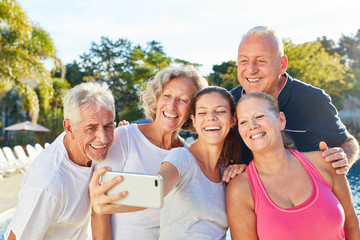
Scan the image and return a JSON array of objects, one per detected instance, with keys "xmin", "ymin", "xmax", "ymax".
[
  {"xmin": 63, "ymin": 82, "xmax": 115, "ymax": 128},
  {"xmin": 241, "ymin": 26, "xmax": 284, "ymax": 57}
]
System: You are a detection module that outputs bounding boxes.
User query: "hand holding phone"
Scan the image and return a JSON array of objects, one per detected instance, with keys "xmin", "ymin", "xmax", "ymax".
[{"xmin": 100, "ymin": 171, "xmax": 164, "ymax": 209}]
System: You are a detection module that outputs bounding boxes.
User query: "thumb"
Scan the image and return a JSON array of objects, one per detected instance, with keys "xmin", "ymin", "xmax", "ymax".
[{"xmin": 319, "ymin": 141, "xmax": 328, "ymax": 152}]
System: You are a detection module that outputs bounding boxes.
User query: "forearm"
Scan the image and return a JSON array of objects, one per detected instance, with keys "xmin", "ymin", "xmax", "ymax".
[
  {"xmin": 340, "ymin": 136, "xmax": 360, "ymax": 167},
  {"xmin": 91, "ymin": 210, "xmax": 112, "ymax": 240}
]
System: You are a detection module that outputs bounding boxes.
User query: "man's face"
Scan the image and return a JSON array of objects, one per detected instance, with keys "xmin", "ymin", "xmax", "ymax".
[
  {"xmin": 237, "ymin": 34, "xmax": 287, "ymax": 98},
  {"xmin": 66, "ymin": 103, "xmax": 114, "ymax": 166}
]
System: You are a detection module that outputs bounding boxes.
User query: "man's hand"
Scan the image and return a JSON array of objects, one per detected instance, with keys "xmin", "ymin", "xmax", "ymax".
[{"xmin": 319, "ymin": 141, "xmax": 349, "ymax": 174}]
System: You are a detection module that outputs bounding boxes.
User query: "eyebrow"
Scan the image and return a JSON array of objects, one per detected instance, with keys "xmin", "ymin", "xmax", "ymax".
[{"xmin": 197, "ymin": 105, "xmax": 227, "ymax": 109}]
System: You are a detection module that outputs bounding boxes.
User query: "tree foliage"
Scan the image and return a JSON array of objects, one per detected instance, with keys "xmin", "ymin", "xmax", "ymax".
[
  {"xmin": 36, "ymin": 78, "xmax": 71, "ymax": 144},
  {"xmin": 207, "ymin": 61, "xmax": 237, "ymax": 90},
  {"xmin": 0, "ymin": 0, "xmax": 60, "ymax": 122},
  {"xmin": 284, "ymin": 39, "xmax": 354, "ymax": 107},
  {"xmin": 318, "ymin": 30, "xmax": 360, "ymax": 101},
  {"xmin": 66, "ymin": 37, "xmax": 197, "ymax": 121}
]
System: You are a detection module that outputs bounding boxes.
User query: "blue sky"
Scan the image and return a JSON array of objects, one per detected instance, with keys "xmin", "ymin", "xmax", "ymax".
[{"xmin": 18, "ymin": 0, "xmax": 360, "ymax": 75}]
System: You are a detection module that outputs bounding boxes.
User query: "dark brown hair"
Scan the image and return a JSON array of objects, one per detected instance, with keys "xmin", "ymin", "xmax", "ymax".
[{"xmin": 193, "ymin": 86, "xmax": 242, "ymax": 163}]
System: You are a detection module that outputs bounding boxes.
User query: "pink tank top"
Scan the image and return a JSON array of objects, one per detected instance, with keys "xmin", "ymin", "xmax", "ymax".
[{"xmin": 246, "ymin": 149, "xmax": 345, "ymax": 240}]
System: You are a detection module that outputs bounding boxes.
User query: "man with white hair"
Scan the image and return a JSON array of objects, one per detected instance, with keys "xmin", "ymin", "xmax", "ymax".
[
  {"xmin": 5, "ymin": 82, "xmax": 115, "ymax": 240},
  {"xmin": 231, "ymin": 26, "xmax": 359, "ymax": 172}
]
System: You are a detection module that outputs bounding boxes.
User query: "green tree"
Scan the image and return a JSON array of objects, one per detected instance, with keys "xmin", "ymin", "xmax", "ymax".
[
  {"xmin": 36, "ymin": 78, "xmax": 71, "ymax": 144},
  {"xmin": 75, "ymin": 37, "xmax": 196, "ymax": 121},
  {"xmin": 207, "ymin": 61, "xmax": 237, "ymax": 90},
  {"xmin": 284, "ymin": 39, "xmax": 354, "ymax": 107},
  {"xmin": 0, "ymin": 0, "xmax": 60, "ymax": 123}
]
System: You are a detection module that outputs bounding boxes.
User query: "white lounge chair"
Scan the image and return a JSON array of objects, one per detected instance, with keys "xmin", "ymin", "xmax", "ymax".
[
  {"xmin": 0, "ymin": 149, "xmax": 11, "ymax": 180},
  {"xmin": 35, "ymin": 143, "xmax": 44, "ymax": 153},
  {"xmin": 26, "ymin": 144, "xmax": 39, "ymax": 161},
  {"xmin": 2, "ymin": 147, "xmax": 26, "ymax": 175},
  {"xmin": 14, "ymin": 145, "xmax": 31, "ymax": 168}
]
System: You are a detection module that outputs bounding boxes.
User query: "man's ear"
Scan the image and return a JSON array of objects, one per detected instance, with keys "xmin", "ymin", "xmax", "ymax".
[
  {"xmin": 63, "ymin": 119, "xmax": 75, "ymax": 139},
  {"xmin": 280, "ymin": 55, "xmax": 288, "ymax": 75}
]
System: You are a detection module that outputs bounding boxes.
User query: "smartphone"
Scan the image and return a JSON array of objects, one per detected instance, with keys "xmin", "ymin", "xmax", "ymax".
[{"xmin": 100, "ymin": 171, "xmax": 164, "ymax": 209}]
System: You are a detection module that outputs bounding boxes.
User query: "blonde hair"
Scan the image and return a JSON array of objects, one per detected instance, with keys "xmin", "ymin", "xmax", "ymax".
[
  {"xmin": 138, "ymin": 65, "xmax": 208, "ymax": 130},
  {"xmin": 237, "ymin": 92, "xmax": 295, "ymax": 149}
]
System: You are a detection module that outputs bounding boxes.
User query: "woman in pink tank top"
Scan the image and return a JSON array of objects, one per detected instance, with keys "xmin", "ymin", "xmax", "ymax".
[{"xmin": 226, "ymin": 92, "xmax": 360, "ymax": 240}]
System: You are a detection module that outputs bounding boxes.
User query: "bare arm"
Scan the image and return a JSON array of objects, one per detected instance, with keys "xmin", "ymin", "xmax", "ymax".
[
  {"xmin": 340, "ymin": 136, "xmax": 359, "ymax": 167},
  {"xmin": 7, "ymin": 231, "xmax": 16, "ymax": 240},
  {"xmin": 226, "ymin": 173, "xmax": 258, "ymax": 240},
  {"xmin": 91, "ymin": 211, "xmax": 111, "ymax": 240},
  {"xmin": 305, "ymin": 151, "xmax": 360, "ymax": 239},
  {"xmin": 331, "ymin": 168, "xmax": 360, "ymax": 239}
]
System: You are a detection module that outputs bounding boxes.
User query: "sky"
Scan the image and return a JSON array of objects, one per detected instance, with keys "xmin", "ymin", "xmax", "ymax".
[{"xmin": 18, "ymin": 0, "xmax": 360, "ymax": 75}]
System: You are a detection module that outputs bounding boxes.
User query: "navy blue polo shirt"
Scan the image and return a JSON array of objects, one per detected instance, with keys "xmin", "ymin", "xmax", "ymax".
[{"xmin": 231, "ymin": 73, "xmax": 349, "ymax": 164}]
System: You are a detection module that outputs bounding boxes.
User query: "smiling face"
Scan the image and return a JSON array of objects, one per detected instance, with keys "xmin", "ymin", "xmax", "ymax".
[
  {"xmin": 154, "ymin": 77, "xmax": 197, "ymax": 133},
  {"xmin": 236, "ymin": 97, "xmax": 286, "ymax": 153},
  {"xmin": 191, "ymin": 92, "xmax": 236, "ymax": 146},
  {"xmin": 64, "ymin": 103, "xmax": 115, "ymax": 166},
  {"xmin": 237, "ymin": 34, "xmax": 288, "ymax": 99}
]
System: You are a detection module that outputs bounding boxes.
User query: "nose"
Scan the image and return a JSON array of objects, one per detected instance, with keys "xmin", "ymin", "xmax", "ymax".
[
  {"xmin": 96, "ymin": 127, "xmax": 108, "ymax": 143},
  {"xmin": 248, "ymin": 60, "xmax": 258, "ymax": 75},
  {"xmin": 168, "ymin": 97, "xmax": 178, "ymax": 109},
  {"xmin": 208, "ymin": 111, "xmax": 217, "ymax": 121},
  {"xmin": 249, "ymin": 118, "xmax": 259, "ymax": 129}
]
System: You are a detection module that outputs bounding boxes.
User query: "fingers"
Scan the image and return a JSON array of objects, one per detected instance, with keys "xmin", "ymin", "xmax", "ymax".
[
  {"xmin": 222, "ymin": 164, "xmax": 246, "ymax": 183},
  {"xmin": 335, "ymin": 166, "xmax": 350, "ymax": 175},
  {"xmin": 320, "ymin": 147, "xmax": 349, "ymax": 175},
  {"xmin": 93, "ymin": 194, "xmax": 128, "ymax": 214},
  {"xmin": 89, "ymin": 167, "xmax": 112, "ymax": 189},
  {"xmin": 218, "ymin": 157, "xmax": 230, "ymax": 167},
  {"xmin": 323, "ymin": 149, "xmax": 346, "ymax": 163},
  {"xmin": 319, "ymin": 141, "xmax": 328, "ymax": 152},
  {"xmin": 117, "ymin": 120, "xmax": 129, "ymax": 127},
  {"xmin": 89, "ymin": 167, "xmax": 128, "ymax": 214},
  {"xmin": 330, "ymin": 158, "xmax": 348, "ymax": 168}
]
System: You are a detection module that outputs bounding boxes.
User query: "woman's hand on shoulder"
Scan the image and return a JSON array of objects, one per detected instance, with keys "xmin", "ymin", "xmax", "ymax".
[{"xmin": 222, "ymin": 164, "xmax": 247, "ymax": 183}]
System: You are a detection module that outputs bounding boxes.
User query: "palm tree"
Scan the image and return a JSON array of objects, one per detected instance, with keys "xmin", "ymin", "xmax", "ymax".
[{"xmin": 1, "ymin": 0, "xmax": 61, "ymax": 123}]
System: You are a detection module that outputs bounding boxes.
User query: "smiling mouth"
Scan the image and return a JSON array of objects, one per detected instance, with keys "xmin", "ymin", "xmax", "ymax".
[
  {"xmin": 247, "ymin": 78, "xmax": 261, "ymax": 83},
  {"xmin": 250, "ymin": 133, "xmax": 265, "ymax": 139},
  {"xmin": 90, "ymin": 142, "xmax": 108, "ymax": 149},
  {"xmin": 163, "ymin": 111, "xmax": 179, "ymax": 119},
  {"xmin": 204, "ymin": 126, "xmax": 221, "ymax": 131}
]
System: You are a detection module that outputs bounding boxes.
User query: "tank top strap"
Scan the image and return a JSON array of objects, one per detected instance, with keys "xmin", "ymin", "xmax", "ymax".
[
  {"xmin": 246, "ymin": 161, "xmax": 261, "ymax": 211},
  {"xmin": 288, "ymin": 149, "xmax": 332, "ymax": 190}
]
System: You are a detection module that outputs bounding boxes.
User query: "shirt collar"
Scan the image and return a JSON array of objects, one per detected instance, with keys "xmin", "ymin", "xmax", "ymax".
[{"xmin": 277, "ymin": 73, "xmax": 294, "ymax": 110}]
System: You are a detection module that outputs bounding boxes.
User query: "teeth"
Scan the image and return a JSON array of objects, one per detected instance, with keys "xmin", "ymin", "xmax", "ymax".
[
  {"xmin": 248, "ymin": 78, "xmax": 261, "ymax": 82},
  {"xmin": 251, "ymin": 133, "xmax": 265, "ymax": 139},
  {"xmin": 204, "ymin": 126, "xmax": 221, "ymax": 131},
  {"xmin": 91, "ymin": 144, "xmax": 107, "ymax": 149},
  {"xmin": 163, "ymin": 112, "xmax": 178, "ymax": 119}
]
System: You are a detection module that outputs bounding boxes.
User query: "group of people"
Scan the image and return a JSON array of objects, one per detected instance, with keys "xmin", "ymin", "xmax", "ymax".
[{"xmin": 4, "ymin": 26, "xmax": 360, "ymax": 240}]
